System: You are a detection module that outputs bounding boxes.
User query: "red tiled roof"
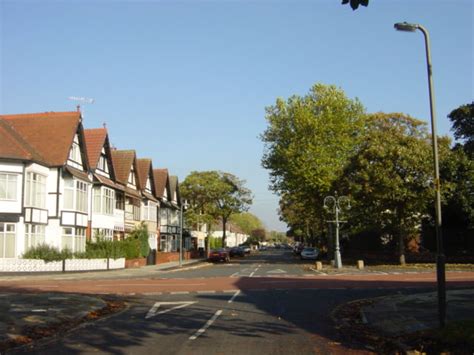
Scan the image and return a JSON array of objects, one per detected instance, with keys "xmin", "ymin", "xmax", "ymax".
[
  {"xmin": 110, "ymin": 150, "xmax": 136, "ymax": 185},
  {"xmin": 0, "ymin": 111, "xmax": 82, "ymax": 167},
  {"xmin": 169, "ymin": 175, "xmax": 180, "ymax": 204},
  {"xmin": 136, "ymin": 159, "xmax": 152, "ymax": 191},
  {"xmin": 153, "ymin": 169, "xmax": 169, "ymax": 199},
  {"xmin": 0, "ymin": 119, "xmax": 36, "ymax": 161},
  {"xmin": 84, "ymin": 128, "xmax": 107, "ymax": 170}
]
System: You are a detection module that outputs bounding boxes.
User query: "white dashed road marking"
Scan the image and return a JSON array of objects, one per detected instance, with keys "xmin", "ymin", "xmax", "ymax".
[{"xmin": 189, "ymin": 310, "xmax": 223, "ymax": 340}]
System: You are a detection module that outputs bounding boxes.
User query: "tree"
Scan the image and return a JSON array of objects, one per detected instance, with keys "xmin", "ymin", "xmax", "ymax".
[
  {"xmin": 340, "ymin": 113, "xmax": 436, "ymax": 264},
  {"xmin": 230, "ymin": 212, "xmax": 263, "ymax": 235},
  {"xmin": 341, "ymin": 0, "xmax": 369, "ymax": 10},
  {"xmin": 181, "ymin": 171, "xmax": 252, "ymax": 248},
  {"xmin": 261, "ymin": 83, "xmax": 366, "ymax": 242},
  {"xmin": 448, "ymin": 102, "xmax": 474, "ymax": 157}
]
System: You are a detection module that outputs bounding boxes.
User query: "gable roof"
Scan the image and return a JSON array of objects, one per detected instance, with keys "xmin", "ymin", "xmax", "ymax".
[
  {"xmin": 83, "ymin": 128, "xmax": 108, "ymax": 170},
  {"xmin": 136, "ymin": 159, "xmax": 152, "ymax": 191},
  {"xmin": 136, "ymin": 158, "xmax": 157, "ymax": 201},
  {"xmin": 110, "ymin": 150, "xmax": 136, "ymax": 185},
  {"xmin": 152, "ymin": 169, "xmax": 169, "ymax": 199},
  {"xmin": 0, "ymin": 111, "xmax": 83, "ymax": 167},
  {"xmin": 169, "ymin": 175, "xmax": 180, "ymax": 205}
]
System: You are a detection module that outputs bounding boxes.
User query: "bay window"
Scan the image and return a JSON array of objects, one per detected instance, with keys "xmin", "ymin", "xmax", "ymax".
[
  {"xmin": 64, "ymin": 179, "xmax": 88, "ymax": 212},
  {"xmin": 25, "ymin": 224, "xmax": 45, "ymax": 251},
  {"xmin": 62, "ymin": 227, "xmax": 86, "ymax": 253},
  {"xmin": 25, "ymin": 172, "xmax": 46, "ymax": 208},
  {"xmin": 0, "ymin": 173, "xmax": 18, "ymax": 201},
  {"xmin": 93, "ymin": 187, "xmax": 115, "ymax": 215},
  {"xmin": 0, "ymin": 223, "xmax": 16, "ymax": 258}
]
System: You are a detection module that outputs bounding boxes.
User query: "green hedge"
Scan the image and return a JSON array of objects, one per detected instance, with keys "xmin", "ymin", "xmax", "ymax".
[
  {"xmin": 22, "ymin": 244, "xmax": 72, "ymax": 262},
  {"xmin": 22, "ymin": 223, "xmax": 152, "ymax": 261}
]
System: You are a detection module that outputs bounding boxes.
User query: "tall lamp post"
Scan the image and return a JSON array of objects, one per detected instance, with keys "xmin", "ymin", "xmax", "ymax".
[
  {"xmin": 324, "ymin": 192, "xmax": 350, "ymax": 269},
  {"xmin": 179, "ymin": 199, "xmax": 189, "ymax": 267},
  {"xmin": 394, "ymin": 22, "xmax": 446, "ymax": 327}
]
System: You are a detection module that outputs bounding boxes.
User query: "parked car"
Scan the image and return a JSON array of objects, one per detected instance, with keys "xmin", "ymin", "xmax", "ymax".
[
  {"xmin": 208, "ymin": 248, "xmax": 230, "ymax": 262},
  {"xmin": 300, "ymin": 247, "xmax": 319, "ymax": 260},
  {"xmin": 240, "ymin": 245, "xmax": 251, "ymax": 254},
  {"xmin": 229, "ymin": 247, "xmax": 245, "ymax": 257}
]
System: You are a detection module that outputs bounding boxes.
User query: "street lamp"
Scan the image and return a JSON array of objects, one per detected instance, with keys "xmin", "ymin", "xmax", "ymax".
[
  {"xmin": 179, "ymin": 199, "xmax": 189, "ymax": 267},
  {"xmin": 394, "ymin": 22, "xmax": 446, "ymax": 327},
  {"xmin": 324, "ymin": 192, "xmax": 350, "ymax": 269}
]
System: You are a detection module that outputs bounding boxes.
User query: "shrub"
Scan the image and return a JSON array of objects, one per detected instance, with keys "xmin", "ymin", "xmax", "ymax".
[
  {"xmin": 130, "ymin": 222, "xmax": 150, "ymax": 258},
  {"xmin": 22, "ymin": 244, "xmax": 72, "ymax": 263}
]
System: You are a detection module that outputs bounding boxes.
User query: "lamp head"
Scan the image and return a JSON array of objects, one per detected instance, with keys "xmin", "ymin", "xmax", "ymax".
[{"xmin": 394, "ymin": 22, "xmax": 419, "ymax": 32}]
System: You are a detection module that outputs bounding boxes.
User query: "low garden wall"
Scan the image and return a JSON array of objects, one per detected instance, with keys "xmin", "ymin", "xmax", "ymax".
[{"xmin": 0, "ymin": 258, "xmax": 125, "ymax": 272}]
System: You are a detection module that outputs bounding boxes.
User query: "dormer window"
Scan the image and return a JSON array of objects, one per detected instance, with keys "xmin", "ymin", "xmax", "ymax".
[{"xmin": 98, "ymin": 154, "xmax": 109, "ymax": 173}]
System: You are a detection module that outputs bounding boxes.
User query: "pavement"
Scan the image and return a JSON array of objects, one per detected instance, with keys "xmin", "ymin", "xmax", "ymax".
[{"xmin": 0, "ymin": 259, "xmax": 473, "ymax": 353}]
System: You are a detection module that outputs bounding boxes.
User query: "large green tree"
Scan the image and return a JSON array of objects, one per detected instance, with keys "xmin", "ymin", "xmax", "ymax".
[
  {"xmin": 180, "ymin": 171, "xmax": 252, "ymax": 248},
  {"xmin": 340, "ymin": 113, "xmax": 438, "ymax": 264},
  {"xmin": 261, "ymin": 83, "xmax": 366, "ymax": 239}
]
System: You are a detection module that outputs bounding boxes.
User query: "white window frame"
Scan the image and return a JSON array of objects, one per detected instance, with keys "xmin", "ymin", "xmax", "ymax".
[
  {"xmin": 61, "ymin": 227, "xmax": 86, "ymax": 253},
  {"xmin": 64, "ymin": 179, "xmax": 88, "ymax": 213},
  {"xmin": 25, "ymin": 172, "xmax": 46, "ymax": 208},
  {"xmin": 143, "ymin": 201, "xmax": 157, "ymax": 222},
  {"xmin": 0, "ymin": 223, "xmax": 16, "ymax": 258},
  {"xmin": 25, "ymin": 224, "xmax": 45, "ymax": 251},
  {"xmin": 68, "ymin": 135, "xmax": 82, "ymax": 163},
  {"xmin": 93, "ymin": 186, "xmax": 115, "ymax": 215},
  {"xmin": 0, "ymin": 173, "xmax": 18, "ymax": 201}
]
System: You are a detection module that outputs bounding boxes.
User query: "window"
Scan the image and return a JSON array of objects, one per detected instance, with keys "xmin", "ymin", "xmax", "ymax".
[
  {"xmin": 0, "ymin": 173, "xmax": 18, "ymax": 201},
  {"xmin": 68, "ymin": 135, "xmax": 82, "ymax": 163},
  {"xmin": 93, "ymin": 187, "xmax": 115, "ymax": 215},
  {"xmin": 25, "ymin": 172, "xmax": 46, "ymax": 208},
  {"xmin": 62, "ymin": 227, "xmax": 85, "ymax": 253},
  {"xmin": 25, "ymin": 224, "xmax": 45, "ymax": 251},
  {"xmin": 97, "ymin": 154, "xmax": 109, "ymax": 173},
  {"xmin": 128, "ymin": 166, "xmax": 136, "ymax": 186},
  {"xmin": 145, "ymin": 178, "xmax": 152, "ymax": 193},
  {"xmin": 143, "ymin": 201, "xmax": 157, "ymax": 222},
  {"xmin": 0, "ymin": 223, "xmax": 16, "ymax": 258},
  {"xmin": 63, "ymin": 179, "xmax": 88, "ymax": 212},
  {"xmin": 92, "ymin": 228, "xmax": 113, "ymax": 241},
  {"xmin": 133, "ymin": 205, "xmax": 140, "ymax": 221},
  {"xmin": 115, "ymin": 192, "xmax": 124, "ymax": 210}
]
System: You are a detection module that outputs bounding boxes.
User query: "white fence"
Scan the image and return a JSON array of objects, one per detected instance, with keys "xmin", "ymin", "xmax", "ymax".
[{"xmin": 0, "ymin": 258, "xmax": 125, "ymax": 272}]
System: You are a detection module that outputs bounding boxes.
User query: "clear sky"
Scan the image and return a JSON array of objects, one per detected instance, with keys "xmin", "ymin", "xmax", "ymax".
[{"xmin": 1, "ymin": 0, "xmax": 472, "ymax": 232}]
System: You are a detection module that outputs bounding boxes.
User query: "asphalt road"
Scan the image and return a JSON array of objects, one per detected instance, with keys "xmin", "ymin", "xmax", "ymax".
[{"xmin": 5, "ymin": 250, "xmax": 474, "ymax": 354}]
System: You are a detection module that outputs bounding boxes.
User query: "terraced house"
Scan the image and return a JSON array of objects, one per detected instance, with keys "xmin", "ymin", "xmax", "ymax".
[
  {"xmin": 0, "ymin": 110, "xmax": 189, "ymax": 265},
  {"xmin": 0, "ymin": 111, "xmax": 91, "ymax": 258},
  {"xmin": 84, "ymin": 128, "xmax": 125, "ymax": 241}
]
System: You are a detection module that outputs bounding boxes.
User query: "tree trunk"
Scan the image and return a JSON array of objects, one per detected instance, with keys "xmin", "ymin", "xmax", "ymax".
[
  {"xmin": 222, "ymin": 218, "xmax": 227, "ymax": 248},
  {"xmin": 398, "ymin": 232, "xmax": 406, "ymax": 265}
]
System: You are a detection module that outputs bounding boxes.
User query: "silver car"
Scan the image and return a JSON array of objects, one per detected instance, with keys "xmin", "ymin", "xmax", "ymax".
[{"xmin": 300, "ymin": 247, "xmax": 319, "ymax": 260}]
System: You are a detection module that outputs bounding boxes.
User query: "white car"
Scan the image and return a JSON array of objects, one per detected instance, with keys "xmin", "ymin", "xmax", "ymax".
[{"xmin": 300, "ymin": 247, "xmax": 319, "ymax": 260}]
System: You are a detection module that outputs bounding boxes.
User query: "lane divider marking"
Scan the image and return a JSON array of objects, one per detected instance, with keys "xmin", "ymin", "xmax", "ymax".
[
  {"xmin": 189, "ymin": 310, "xmax": 223, "ymax": 340},
  {"xmin": 228, "ymin": 290, "xmax": 241, "ymax": 304}
]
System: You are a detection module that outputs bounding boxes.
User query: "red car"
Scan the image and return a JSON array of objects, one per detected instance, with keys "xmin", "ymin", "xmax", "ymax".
[{"xmin": 208, "ymin": 248, "xmax": 230, "ymax": 262}]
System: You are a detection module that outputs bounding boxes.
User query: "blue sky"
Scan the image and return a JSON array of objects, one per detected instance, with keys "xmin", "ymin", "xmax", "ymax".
[{"xmin": 1, "ymin": 0, "xmax": 472, "ymax": 232}]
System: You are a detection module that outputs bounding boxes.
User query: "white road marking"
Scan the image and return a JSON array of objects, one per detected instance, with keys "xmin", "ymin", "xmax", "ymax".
[
  {"xmin": 145, "ymin": 301, "xmax": 196, "ymax": 319},
  {"xmin": 230, "ymin": 272, "xmax": 240, "ymax": 278},
  {"xmin": 197, "ymin": 290, "xmax": 216, "ymax": 294},
  {"xmin": 228, "ymin": 290, "xmax": 241, "ymax": 303},
  {"xmin": 267, "ymin": 269, "xmax": 287, "ymax": 274},
  {"xmin": 249, "ymin": 271, "xmax": 256, "ymax": 277},
  {"xmin": 223, "ymin": 289, "xmax": 238, "ymax": 293},
  {"xmin": 189, "ymin": 310, "xmax": 223, "ymax": 340},
  {"xmin": 170, "ymin": 291, "xmax": 189, "ymax": 295}
]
